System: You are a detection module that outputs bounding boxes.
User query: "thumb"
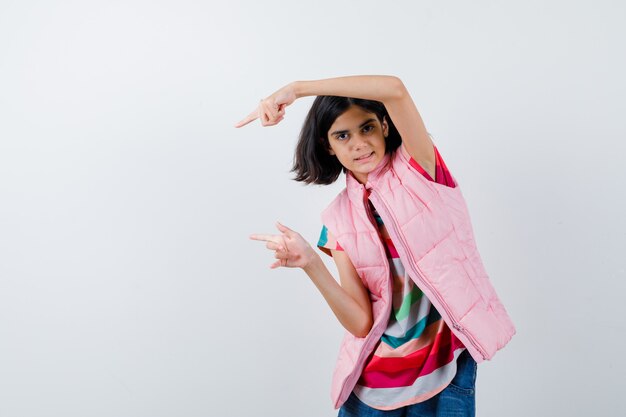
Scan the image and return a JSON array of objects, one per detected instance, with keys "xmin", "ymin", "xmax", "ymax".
[{"xmin": 275, "ymin": 221, "xmax": 292, "ymax": 235}]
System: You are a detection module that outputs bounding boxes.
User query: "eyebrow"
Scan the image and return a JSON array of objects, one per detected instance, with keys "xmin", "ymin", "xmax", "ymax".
[{"xmin": 330, "ymin": 118, "xmax": 377, "ymax": 137}]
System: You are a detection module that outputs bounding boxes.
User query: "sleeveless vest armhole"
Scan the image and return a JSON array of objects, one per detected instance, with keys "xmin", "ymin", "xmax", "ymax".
[{"xmin": 400, "ymin": 140, "xmax": 457, "ymax": 188}]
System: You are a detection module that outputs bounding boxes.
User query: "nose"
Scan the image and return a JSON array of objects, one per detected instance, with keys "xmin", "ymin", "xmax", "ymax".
[{"xmin": 351, "ymin": 133, "xmax": 368, "ymax": 150}]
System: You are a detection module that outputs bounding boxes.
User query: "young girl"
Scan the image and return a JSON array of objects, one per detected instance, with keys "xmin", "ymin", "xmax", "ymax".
[{"xmin": 236, "ymin": 75, "xmax": 515, "ymax": 416}]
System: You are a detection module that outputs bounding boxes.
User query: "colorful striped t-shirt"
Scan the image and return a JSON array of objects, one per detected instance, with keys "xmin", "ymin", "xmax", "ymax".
[{"xmin": 318, "ymin": 144, "xmax": 467, "ymax": 410}]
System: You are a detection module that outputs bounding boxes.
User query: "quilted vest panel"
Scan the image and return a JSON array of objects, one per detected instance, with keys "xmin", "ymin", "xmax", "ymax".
[{"xmin": 321, "ymin": 147, "xmax": 516, "ymax": 409}]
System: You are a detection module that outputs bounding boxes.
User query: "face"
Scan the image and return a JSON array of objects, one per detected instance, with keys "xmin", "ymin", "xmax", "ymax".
[{"xmin": 327, "ymin": 105, "xmax": 388, "ymax": 184}]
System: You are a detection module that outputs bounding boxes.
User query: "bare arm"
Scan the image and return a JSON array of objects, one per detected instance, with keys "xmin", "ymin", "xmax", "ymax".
[
  {"xmin": 293, "ymin": 75, "xmax": 404, "ymax": 102},
  {"xmin": 235, "ymin": 75, "xmax": 436, "ymax": 175},
  {"xmin": 304, "ymin": 250, "xmax": 372, "ymax": 338},
  {"xmin": 250, "ymin": 222, "xmax": 372, "ymax": 338}
]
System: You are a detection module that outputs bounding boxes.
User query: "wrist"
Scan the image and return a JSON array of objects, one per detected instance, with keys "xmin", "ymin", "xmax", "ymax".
[
  {"xmin": 292, "ymin": 80, "xmax": 306, "ymax": 99},
  {"xmin": 302, "ymin": 251, "xmax": 321, "ymax": 273}
]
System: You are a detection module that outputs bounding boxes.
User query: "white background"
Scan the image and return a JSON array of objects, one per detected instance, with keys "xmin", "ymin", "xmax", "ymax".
[{"xmin": 1, "ymin": 1, "xmax": 624, "ymax": 416}]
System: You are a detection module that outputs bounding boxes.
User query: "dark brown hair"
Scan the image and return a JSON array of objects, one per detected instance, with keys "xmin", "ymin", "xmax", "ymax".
[{"xmin": 291, "ymin": 96, "xmax": 401, "ymax": 185}]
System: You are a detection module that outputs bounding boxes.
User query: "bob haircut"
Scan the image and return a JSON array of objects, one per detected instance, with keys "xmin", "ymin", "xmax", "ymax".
[{"xmin": 292, "ymin": 96, "xmax": 402, "ymax": 185}]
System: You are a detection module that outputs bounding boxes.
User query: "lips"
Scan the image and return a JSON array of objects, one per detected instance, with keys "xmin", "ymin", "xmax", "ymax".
[{"xmin": 355, "ymin": 151, "xmax": 374, "ymax": 161}]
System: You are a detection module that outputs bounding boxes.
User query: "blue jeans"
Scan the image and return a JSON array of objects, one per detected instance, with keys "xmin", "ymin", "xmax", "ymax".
[{"xmin": 338, "ymin": 349, "xmax": 477, "ymax": 417}]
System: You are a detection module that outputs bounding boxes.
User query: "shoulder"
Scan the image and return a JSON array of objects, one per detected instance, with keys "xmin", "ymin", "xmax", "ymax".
[
  {"xmin": 394, "ymin": 140, "xmax": 456, "ymax": 187},
  {"xmin": 321, "ymin": 188, "xmax": 350, "ymax": 218}
]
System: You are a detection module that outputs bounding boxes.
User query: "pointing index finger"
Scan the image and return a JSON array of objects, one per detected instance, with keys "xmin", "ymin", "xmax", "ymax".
[
  {"xmin": 234, "ymin": 108, "xmax": 259, "ymax": 128},
  {"xmin": 249, "ymin": 233, "xmax": 279, "ymax": 243}
]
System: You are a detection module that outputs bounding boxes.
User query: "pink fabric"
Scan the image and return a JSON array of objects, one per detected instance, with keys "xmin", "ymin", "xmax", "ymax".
[{"xmin": 321, "ymin": 144, "xmax": 516, "ymax": 409}]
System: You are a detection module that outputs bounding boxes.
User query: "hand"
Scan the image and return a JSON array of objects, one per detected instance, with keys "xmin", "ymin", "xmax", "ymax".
[
  {"xmin": 249, "ymin": 221, "xmax": 317, "ymax": 269},
  {"xmin": 234, "ymin": 83, "xmax": 297, "ymax": 128}
]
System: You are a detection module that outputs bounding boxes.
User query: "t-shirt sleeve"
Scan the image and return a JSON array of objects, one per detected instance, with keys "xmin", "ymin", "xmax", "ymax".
[
  {"xmin": 317, "ymin": 225, "xmax": 344, "ymax": 257},
  {"xmin": 401, "ymin": 137, "xmax": 457, "ymax": 188}
]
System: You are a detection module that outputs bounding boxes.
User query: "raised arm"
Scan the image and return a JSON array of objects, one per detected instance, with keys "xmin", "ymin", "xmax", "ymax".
[{"xmin": 235, "ymin": 75, "xmax": 435, "ymax": 172}]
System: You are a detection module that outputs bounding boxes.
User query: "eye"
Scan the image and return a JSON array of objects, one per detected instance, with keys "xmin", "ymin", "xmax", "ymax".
[
  {"xmin": 363, "ymin": 125, "xmax": 374, "ymax": 133},
  {"xmin": 336, "ymin": 133, "xmax": 349, "ymax": 141}
]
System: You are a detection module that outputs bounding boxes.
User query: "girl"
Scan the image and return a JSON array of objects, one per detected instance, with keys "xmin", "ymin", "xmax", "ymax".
[{"xmin": 236, "ymin": 75, "xmax": 515, "ymax": 416}]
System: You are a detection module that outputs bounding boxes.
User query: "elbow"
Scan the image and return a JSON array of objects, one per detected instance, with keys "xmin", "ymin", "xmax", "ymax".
[
  {"xmin": 351, "ymin": 316, "xmax": 373, "ymax": 339},
  {"xmin": 386, "ymin": 76, "xmax": 408, "ymax": 101}
]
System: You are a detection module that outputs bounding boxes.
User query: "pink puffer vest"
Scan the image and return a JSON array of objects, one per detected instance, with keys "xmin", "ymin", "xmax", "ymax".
[{"xmin": 321, "ymin": 145, "xmax": 516, "ymax": 409}]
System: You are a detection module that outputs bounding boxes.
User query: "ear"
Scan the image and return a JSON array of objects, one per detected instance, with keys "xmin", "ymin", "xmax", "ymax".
[{"xmin": 382, "ymin": 116, "xmax": 389, "ymax": 137}]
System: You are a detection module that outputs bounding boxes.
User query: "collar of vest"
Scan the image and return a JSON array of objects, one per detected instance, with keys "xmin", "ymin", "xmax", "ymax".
[{"xmin": 345, "ymin": 151, "xmax": 394, "ymax": 206}]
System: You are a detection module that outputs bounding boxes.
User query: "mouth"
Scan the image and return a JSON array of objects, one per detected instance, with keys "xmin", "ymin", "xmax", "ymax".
[{"xmin": 354, "ymin": 151, "xmax": 374, "ymax": 162}]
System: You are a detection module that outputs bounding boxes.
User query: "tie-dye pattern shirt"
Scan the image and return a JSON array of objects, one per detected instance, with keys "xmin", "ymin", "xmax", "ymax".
[{"xmin": 317, "ymin": 144, "xmax": 467, "ymax": 410}]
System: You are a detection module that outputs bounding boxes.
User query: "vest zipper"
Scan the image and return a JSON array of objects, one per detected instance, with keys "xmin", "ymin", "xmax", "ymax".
[{"xmin": 368, "ymin": 189, "xmax": 487, "ymax": 360}]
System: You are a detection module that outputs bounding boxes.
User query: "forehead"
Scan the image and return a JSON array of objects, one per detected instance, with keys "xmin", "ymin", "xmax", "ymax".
[{"xmin": 329, "ymin": 106, "xmax": 378, "ymax": 131}]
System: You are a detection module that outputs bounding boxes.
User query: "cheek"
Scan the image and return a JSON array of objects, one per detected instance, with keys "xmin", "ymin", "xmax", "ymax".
[
  {"xmin": 329, "ymin": 143, "xmax": 344, "ymax": 158},
  {"xmin": 336, "ymin": 153, "xmax": 353, "ymax": 167}
]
